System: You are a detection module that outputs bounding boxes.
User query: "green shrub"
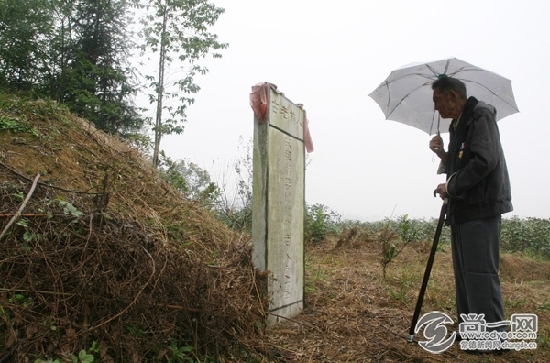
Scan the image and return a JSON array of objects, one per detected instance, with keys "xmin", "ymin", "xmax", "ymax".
[
  {"xmin": 501, "ymin": 216, "xmax": 550, "ymax": 258},
  {"xmin": 305, "ymin": 203, "xmax": 341, "ymax": 245}
]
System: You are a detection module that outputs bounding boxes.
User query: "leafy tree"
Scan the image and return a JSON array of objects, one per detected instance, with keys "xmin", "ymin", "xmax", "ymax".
[
  {"xmin": 0, "ymin": 0, "xmax": 54, "ymax": 92},
  {"xmin": 0, "ymin": 0, "xmax": 143, "ymax": 134},
  {"xmin": 159, "ymin": 151, "xmax": 219, "ymax": 208},
  {"xmin": 137, "ymin": 0, "xmax": 228, "ymax": 167},
  {"xmin": 61, "ymin": 0, "xmax": 143, "ymax": 134}
]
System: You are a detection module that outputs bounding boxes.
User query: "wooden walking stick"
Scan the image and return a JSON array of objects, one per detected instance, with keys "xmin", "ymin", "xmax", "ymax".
[{"xmin": 407, "ymin": 198, "xmax": 447, "ymax": 342}]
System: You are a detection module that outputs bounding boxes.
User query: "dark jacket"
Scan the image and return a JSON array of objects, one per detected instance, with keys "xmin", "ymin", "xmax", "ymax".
[{"xmin": 444, "ymin": 96, "xmax": 513, "ymax": 224}]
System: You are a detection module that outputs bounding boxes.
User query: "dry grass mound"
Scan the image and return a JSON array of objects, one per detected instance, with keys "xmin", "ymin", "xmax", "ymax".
[
  {"xmin": 500, "ymin": 254, "xmax": 550, "ymax": 282},
  {"xmin": 0, "ymin": 95, "xmax": 268, "ymax": 362}
]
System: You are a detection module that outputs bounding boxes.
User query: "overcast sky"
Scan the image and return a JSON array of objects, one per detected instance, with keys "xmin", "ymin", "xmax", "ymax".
[{"xmin": 157, "ymin": 0, "xmax": 549, "ymax": 222}]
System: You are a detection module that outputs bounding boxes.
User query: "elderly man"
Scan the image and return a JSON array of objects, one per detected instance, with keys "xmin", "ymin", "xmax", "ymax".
[{"xmin": 429, "ymin": 76, "xmax": 513, "ymax": 345}]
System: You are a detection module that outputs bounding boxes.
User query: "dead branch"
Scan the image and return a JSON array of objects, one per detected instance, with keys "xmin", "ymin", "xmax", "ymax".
[
  {"xmin": 0, "ymin": 173, "xmax": 40, "ymax": 242},
  {"xmin": 0, "ymin": 214, "xmax": 48, "ymax": 217}
]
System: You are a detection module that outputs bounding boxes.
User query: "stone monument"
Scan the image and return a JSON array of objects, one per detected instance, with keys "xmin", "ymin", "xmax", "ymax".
[{"xmin": 250, "ymin": 83, "xmax": 309, "ymax": 325}]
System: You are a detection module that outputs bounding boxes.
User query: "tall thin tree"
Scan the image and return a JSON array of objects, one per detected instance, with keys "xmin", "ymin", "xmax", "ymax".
[{"xmin": 137, "ymin": 0, "xmax": 227, "ymax": 167}]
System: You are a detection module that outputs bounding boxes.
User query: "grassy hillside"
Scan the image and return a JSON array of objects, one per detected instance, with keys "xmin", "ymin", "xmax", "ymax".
[{"xmin": 0, "ymin": 95, "xmax": 267, "ymax": 362}]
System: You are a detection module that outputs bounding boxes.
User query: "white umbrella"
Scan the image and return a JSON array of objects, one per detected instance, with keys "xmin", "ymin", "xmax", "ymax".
[{"xmin": 368, "ymin": 58, "xmax": 519, "ymax": 135}]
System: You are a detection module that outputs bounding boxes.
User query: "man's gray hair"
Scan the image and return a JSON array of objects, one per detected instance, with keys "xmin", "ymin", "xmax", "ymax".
[{"xmin": 432, "ymin": 76, "xmax": 467, "ymax": 100}]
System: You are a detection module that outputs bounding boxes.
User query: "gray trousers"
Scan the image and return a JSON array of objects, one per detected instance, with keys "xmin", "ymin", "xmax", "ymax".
[{"xmin": 451, "ymin": 215, "xmax": 505, "ymax": 332}]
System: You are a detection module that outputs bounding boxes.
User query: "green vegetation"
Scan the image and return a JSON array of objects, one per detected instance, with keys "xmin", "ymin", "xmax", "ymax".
[
  {"xmin": 0, "ymin": 115, "xmax": 38, "ymax": 135},
  {"xmin": 350, "ymin": 215, "xmax": 550, "ymax": 272},
  {"xmin": 501, "ymin": 216, "xmax": 550, "ymax": 258},
  {"xmin": 305, "ymin": 203, "xmax": 342, "ymax": 245},
  {"xmin": 33, "ymin": 341, "xmax": 98, "ymax": 363}
]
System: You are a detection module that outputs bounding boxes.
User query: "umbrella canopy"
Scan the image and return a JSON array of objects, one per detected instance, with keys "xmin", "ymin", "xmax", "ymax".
[{"xmin": 368, "ymin": 58, "xmax": 519, "ymax": 135}]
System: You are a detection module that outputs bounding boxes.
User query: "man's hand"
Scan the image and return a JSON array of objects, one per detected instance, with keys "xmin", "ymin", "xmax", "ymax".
[
  {"xmin": 434, "ymin": 183, "xmax": 447, "ymax": 200},
  {"xmin": 429, "ymin": 134, "xmax": 444, "ymax": 152}
]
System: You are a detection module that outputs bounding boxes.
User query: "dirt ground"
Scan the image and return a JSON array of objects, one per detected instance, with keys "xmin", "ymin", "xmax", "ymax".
[{"xmin": 264, "ymin": 237, "xmax": 550, "ymax": 363}]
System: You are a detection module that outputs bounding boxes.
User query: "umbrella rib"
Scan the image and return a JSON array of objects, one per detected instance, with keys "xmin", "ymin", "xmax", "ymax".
[
  {"xmin": 379, "ymin": 72, "xmax": 435, "ymax": 117},
  {"xmin": 457, "ymin": 77, "xmax": 520, "ymax": 112},
  {"xmin": 425, "ymin": 63, "xmax": 441, "ymax": 77},
  {"xmin": 429, "ymin": 112, "xmax": 439, "ymax": 135},
  {"xmin": 425, "ymin": 60, "xmax": 460, "ymax": 77},
  {"xmin": 386, "ymin": 81, "xmax": 431, "ymax": 119},
  {"xmin": 448, "ymin": 66, "xmax": 518, "ymax": 111},
  {"xmin": 384, "ymin": 72, "xmax": 434, "ymax": 84},
  {"xmin": 414, "ymin": 66, "xmax": 518, "ymax": 112}
]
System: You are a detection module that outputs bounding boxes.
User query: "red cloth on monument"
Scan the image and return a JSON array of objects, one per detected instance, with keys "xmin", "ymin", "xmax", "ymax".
[{"xmin": 249, "ymin": 82, "xmax": 314, "ymax": 153}]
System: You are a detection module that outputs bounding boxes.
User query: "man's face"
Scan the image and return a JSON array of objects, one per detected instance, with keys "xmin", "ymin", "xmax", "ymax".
[{"xmin": 433, "ymin": 89, "xmax": 456, "ymax": 119}]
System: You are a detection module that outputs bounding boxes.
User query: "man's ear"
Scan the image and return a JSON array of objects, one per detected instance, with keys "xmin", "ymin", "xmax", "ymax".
[{"xmin": 448, "ymin": 91, "xmax": 459, "ymax": 101}]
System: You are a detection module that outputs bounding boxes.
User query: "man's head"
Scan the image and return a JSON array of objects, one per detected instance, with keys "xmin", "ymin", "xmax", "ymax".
[{"xmin": 432, "ymin": 76, "xmax": 467, "ymax": 119}]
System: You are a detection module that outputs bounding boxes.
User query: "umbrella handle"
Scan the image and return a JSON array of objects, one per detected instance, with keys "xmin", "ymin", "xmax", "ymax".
[{"xmin": 430, "ymin": 130, "xmax": 443, "ymax": 155}]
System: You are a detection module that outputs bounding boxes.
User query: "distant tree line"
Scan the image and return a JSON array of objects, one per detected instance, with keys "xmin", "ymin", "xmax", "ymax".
[{"xmin": 0, "ymin": 0, "xmax": 227, "ymax": 160}]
